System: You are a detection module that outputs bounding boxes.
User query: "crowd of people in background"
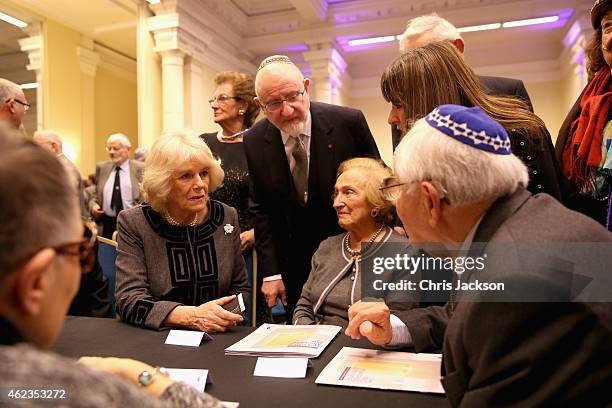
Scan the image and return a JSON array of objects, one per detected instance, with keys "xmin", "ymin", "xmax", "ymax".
[{"xmin": 1, "ymin": 3, "xmax": 612, "ymax": 407}]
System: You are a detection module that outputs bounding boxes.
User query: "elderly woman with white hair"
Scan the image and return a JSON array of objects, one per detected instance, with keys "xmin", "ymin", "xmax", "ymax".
[{"xmin": 115, "ymin": 132, "xmax": 249, "ymax": 332}]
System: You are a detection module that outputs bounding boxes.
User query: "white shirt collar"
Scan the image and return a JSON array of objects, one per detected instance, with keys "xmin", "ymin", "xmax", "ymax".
[{"xmin": 116, "ymin": 159, "xmax": 130, "ymax": 172}]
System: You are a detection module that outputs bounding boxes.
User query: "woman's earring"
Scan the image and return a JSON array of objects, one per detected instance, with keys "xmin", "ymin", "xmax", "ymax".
[
  {"xmin": 370, "ymin": 208, "xmax": 379, "ymax": 219},
  {"xmin": 238, "ymin": 109, "xmax": 245, "ymax": 115}
]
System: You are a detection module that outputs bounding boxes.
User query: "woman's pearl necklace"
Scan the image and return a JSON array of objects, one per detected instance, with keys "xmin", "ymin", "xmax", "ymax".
[
  {"xmin": 164, "ymin": 211, "xmax": 199, "ymax": 227},
  {"xmin": 219, "ymin": 128, "xmax": 248, "ymax": 141},
  {"xmin": 344, "ymin": 225, "xmax": 385, "ymax": 258}
]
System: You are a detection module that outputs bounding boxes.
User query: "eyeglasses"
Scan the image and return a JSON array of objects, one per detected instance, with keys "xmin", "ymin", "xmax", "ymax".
[
  {"xmin": 379, "ymin": 177, "xmax": 450, "ymax": 203},
  {"xmin": 13, "ymin": 99, "xmax": 30, "ymax": 112},
  {"xmin": 53, "ymin": 221, "xmax": 98, "ymax": 274},
  {"xmin": 379, "ymin": 176, "xmax": 408, "ymax": 202},
  {"xmin": 105, "ymin": 145, "xmax": 126, "ymax": 152},
  {"xmin": 209, "ymin": 95, "xmax": 242, "ymax": 107},
  {"xmin": 263, "ymin": 85, "xmax": 306, "ymax": 112}
]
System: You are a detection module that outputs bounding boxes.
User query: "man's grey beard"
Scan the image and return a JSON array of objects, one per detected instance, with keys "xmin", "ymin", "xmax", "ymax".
[{"xmin": 280, "ymin": 119, "xmax": 305, "ymax": 136}]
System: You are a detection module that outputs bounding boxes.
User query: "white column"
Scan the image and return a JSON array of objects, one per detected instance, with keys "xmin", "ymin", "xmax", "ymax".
[
  {"xmin": 18, "ymin": 24, "xmax": 44, "ymax": 130},
  {"xmin": 302, "ymin": 42, "xmax": 347, "ymax": 105},
  {"xmin": 185, "ymin": 58, "xmax": 206, "ymax": 135},
  {"xmin": 159, "ymin": 49, "xmax": 185, "ymax": 132},
  {"xmin": 137, "ymin": 1, "xmax": 162, "ymax": 150}
]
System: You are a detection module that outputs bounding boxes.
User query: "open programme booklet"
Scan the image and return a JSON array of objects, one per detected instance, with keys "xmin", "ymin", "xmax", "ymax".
[
  {"xmin": 225, "ymin": 324, "xmax": 341, "ymax": 358},
  {"xmin": 316, "ymin": 347, "xmax": 444, "ymax": 393}
]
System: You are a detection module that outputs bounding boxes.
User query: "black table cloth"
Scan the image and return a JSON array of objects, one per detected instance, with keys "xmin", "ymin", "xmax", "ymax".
[{"xmin": 53, "ymin": 316, "xmax": 448, "ymax": 407}]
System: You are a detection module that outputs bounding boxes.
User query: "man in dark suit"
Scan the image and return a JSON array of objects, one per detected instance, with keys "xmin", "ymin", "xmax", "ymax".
[
  {"xmin": 346, "ymin": 105, "xmax": 612, "ymax": 406},
  {"xmin": 89, "ymin": 133, "xmax": 144, "ymax": 238},
  {"xmin": 244, "ymin": 55, "xmax": 380, "ymax": 319},
  {"xmin": 391, "ymin": 14, "xmax": 533, "ymax": 149}
]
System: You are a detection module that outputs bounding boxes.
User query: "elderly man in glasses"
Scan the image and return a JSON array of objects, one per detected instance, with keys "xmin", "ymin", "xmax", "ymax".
[
  {"xmin": 89, "ymin": 133, "xmax": 144, "ymax": 238},
  {"xmin": 244, "ymin": 55, "xmax": 380, "ymax": 321},
  {"xmin": 0, "ymin": 78, "xmax": 29, "ymax": 132},
  {"xmin": 346, "ymin": 105, "xmax": 612, "ymax": 406}
]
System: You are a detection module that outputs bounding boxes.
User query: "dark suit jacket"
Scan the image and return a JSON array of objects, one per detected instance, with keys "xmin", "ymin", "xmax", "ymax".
[
  {"xmin": 89, "ymin": 159, "xmax": 144, "ymax": 214},
  {"xmin": 244, "ymin": 102, "xmax": 380, "ymax": 307},
  {"xmin": 68, "ymin": 259, "xmax": 112, "ymax": 318},
  {"xmin": 477, "ymin": 75, "xmax": 533, "ymax": 110},
  {"xmin": 397, "ymin": 189, "xmax": 612, "ymax": 406}
]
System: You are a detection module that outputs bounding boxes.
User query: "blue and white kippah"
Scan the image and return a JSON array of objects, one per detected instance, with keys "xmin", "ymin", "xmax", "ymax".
[{"xmin": 424, "ymin": 105, "xmax": 512, "ymax": 155}]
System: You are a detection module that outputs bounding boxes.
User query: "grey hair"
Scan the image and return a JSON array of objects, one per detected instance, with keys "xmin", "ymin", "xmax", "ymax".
[
  {"xmin": 142, "ymin": 131, "xmax": 224, "ymax": 214},
  {"xmin": 106, "ymin": 132, "xmax": 132, "ymax": 148},
  {"xmin": 398, "ymin": 14, "xmax": 462, "ymax": 54},
  {"xmin": 33, "ymin": 129, "xmax": 63, "ymax": 149},
  {"xmin": 134, "ymin": 147, "xmax": 148, "ymax": 162},
  {"xmin": 0, "ymin": 123, "xmax": 79, "ymax": 275},
  {"xmin": 0, "ymin": 78, "xmax": 21, "ymax": 104},
  {"xmin": 394, "ymin": 118, "xmax": 529, "ymax": 206}
]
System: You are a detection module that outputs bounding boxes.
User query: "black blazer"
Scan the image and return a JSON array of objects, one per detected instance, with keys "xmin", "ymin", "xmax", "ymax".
[
  {"xmin": 244, "ymin": 102, "xmax": 380, "ymax": 302},
  {"xmin": 477, "ymin": 75, "xmax": 533, "ymax": 110}
]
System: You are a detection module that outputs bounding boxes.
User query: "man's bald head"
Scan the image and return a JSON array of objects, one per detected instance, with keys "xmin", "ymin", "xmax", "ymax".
[
  {"xmin": 255, "ymin": 55, "xmax": 305, "ymax": 99},
  {"xmin": 0, "ymin": 78, "xmax": 28, "ymax": 129},
  {"xmin": 33, "ymin": 130, "xmax": 63, "ymax": 155}
]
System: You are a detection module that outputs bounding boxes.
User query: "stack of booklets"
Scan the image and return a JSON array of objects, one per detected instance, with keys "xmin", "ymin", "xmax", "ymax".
[
  {"xmin": 225, "ymin": 324, "xmax": 341, "ymax": 358},
  {"xmin": 316, "ymin": 347, "xmax": 444, "ymax": 393}
]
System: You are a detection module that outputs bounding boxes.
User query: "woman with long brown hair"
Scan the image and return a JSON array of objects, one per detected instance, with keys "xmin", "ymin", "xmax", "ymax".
[{"xmin": 382, "ymin": 40, "xmax": 562, "ymax": 200}]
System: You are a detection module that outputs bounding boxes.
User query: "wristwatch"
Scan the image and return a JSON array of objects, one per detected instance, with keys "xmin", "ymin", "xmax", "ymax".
[{"xmin": 137, "ymin": 366, "xmax": 168, "ymax": 387}]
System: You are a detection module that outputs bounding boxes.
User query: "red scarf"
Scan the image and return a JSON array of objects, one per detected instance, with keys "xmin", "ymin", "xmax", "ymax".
[{"xmin": 562, "ymin": 68, "xmax": 612, "ymax": 189}]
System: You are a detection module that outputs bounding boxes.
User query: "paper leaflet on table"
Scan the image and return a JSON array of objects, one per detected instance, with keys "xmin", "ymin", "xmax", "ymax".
[
  {"xmin": 225, "ymin": 324, "xmax": 341, "ymax": 358},
  {"xmin": 316, "ymin": 347, "xmax": 444, "ymax": 394}
]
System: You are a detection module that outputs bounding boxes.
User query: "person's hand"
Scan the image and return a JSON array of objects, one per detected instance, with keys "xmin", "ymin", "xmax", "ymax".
[
  {"xmin": 79, "ymin": 357, "xmax": 175, "ymax": 398},
  {"xmin": 239, "ymin": 229, "xmax": 255, "ymax": 252},
  {"xmin": 345, "ymin": 301, "xmax": 393, "ymax": 345},
  {"xmin": 91, "ymin": 204, "xmax": 104, "ymax": 220},
  {"xmin": 262, "ymin": 279, "xmax": 286, "ymax": 308},
  {"xmin": 189, "ymin": 296, "xmax": 244, "ymax": 332},
  {"xmin": 164, "ymin": 296, "xmax": 244, "ymax": 332}
]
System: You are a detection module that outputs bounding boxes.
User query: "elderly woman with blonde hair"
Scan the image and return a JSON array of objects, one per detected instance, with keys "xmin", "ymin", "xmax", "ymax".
[
  {"xmin": 115, "ymin": 132, "xmax": 250, "ymax": 332},
  {"xmin": 293, "ymin": 157, "xmax": 415, "ymax": 326}
]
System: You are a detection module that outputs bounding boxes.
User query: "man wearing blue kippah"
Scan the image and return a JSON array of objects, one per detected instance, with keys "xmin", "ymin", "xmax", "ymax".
[{"xmin": 346, "ymin": 105, "xmax": 612, "ymax": 406}]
